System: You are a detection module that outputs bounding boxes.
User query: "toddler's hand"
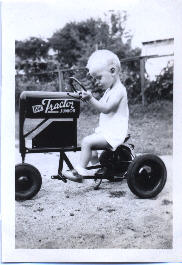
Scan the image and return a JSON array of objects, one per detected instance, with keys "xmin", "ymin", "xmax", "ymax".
[{"xmin": 81, "ymin": 90, "xmax": 92, "ymax": 101}]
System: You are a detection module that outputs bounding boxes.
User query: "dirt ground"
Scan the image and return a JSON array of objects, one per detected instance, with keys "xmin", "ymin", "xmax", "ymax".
[{"xmin": 15, "ymin": 147, "xmax": 173, "ymax": 249}]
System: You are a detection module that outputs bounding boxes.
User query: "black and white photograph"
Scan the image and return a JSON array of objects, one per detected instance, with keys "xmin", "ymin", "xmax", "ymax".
[{"xmin": 1, "ymin": 0, "xmax": 182, "ymax": 262}]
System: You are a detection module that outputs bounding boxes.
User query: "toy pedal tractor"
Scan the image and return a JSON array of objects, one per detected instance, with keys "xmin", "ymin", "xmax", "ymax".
[{"xmin": 15, "ymin": 77, "xmax": 167, "ymax": 200}]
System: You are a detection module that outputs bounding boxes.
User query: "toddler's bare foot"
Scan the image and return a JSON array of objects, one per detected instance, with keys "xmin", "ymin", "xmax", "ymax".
[
  {"xmin": 75, "ymin": 165, "xmax": 96, "ymax": 176},
  {"xmin": 63, "ymin": 169, "xmax": 83, "ymax": 183}
]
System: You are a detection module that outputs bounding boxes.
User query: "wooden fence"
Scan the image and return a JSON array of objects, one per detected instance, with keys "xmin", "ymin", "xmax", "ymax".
[
  {"xmin": 118, "ymin": 53, "xmax": 173, "ymax": 105},
  {"xmin": 16, "ymin": 53, "xmax": 174, "ymax": 106}
]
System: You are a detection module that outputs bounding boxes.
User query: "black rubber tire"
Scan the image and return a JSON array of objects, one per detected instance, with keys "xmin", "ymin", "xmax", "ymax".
[
  {"xmin": 127, "ymin": 154, "xmax": 167, "ymax": 198},
  {"xmin": 15, "ymin": 163, "xmax": 42, "ymax": 200}
]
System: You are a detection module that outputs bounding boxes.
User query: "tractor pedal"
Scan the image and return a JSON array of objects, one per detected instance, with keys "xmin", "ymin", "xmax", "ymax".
[
  {"xmin": 51, "ymin": 174, "xmax": 67, "ymax": 183},
  {"xmin": 95, "ymin": 167, "xmax": 108, "ymax": 177}
]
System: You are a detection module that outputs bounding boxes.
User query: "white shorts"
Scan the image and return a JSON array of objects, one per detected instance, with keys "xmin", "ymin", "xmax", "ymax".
[{"xmin": 95, "ymin": 126, "xmax": 128, "ymax": 151}]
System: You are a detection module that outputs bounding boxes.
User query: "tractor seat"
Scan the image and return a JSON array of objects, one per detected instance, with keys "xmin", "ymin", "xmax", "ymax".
[{"xmin": 124, "ymin": 134, "xmax": 131, "ymax": 143}]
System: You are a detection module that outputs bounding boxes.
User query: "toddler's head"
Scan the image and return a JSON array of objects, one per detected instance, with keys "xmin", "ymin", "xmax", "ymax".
[{"xmin": 86, "ymin": 49, "xmax": 121, "ymax": 90}]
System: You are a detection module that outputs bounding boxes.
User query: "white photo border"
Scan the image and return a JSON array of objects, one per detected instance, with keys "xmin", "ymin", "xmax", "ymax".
[{"xmin": 1, "ymin": 0, "xmax": 182, "ymax": 262}]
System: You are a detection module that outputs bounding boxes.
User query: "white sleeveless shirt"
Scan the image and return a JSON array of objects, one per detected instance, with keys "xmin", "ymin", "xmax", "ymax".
[{"xmin": 95, "ymin": 84, "xmax": 129, "ymax": 150}]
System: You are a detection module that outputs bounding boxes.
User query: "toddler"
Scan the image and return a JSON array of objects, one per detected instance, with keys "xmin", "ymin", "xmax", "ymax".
[{"xmin": 64, "ymin": 49, "xmax": 129, "ymax": 182}]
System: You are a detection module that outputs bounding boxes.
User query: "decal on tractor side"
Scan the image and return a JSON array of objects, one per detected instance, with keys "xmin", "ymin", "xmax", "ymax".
[
  {"xmin": 42, "ymin": 99, "xmax": 75, "ymax": 113},
  {"xmin": 32, "ymin": 105, "xmax": 44, "ymax": 113},
  {"xmin": 31, "ymin": 99, "xmax": 76, "ymax": 116}
]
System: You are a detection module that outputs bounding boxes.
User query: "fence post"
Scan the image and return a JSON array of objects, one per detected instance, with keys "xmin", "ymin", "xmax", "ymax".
[
  {"xmin": 140, "ymin": 57, "xmax": 145, "ymax": 106},
  {"xmin": 57, "ymin": 67, "xmax": 64, "ymax": 91}
]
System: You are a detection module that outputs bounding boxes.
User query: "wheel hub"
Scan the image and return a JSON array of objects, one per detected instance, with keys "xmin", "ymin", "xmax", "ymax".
[
  {"xmin": 16, "ymin": 174, "xmax": 32, "ymax": 192},
  {"xmin": 139, "ymin": 166, "xmax": 151, "ymax": 175},
  {"xmin": 17, "ymin": 176, "xmax": 29, "ymax": 182}
]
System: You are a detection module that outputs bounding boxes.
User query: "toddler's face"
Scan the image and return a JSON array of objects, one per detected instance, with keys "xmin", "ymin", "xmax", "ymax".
[{"xmin": 88, "ymin": 66, "xmax": 115, "ymax": 90}]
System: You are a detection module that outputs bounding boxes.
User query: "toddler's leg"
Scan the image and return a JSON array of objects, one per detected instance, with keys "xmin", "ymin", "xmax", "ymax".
[
  {"xmin": 90, "ymin": 150, "xmax": 99, "ymax": 165},
  {"xmin": 76, "ymin": 133, "xmax": 110, "ymax": 176}
]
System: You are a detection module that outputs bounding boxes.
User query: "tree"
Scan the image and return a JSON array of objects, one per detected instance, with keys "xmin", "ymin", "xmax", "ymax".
[
  {"xmin": 49, "ymin": 11, "xmax": 141, "ymax": 67},
  {"xmin": 15, "ymin": 37, "xmax": 52, "ymax": 74},
  {"xmin": 15, "ymin": 37, "xmax": 50, "ymax": 60},
  {"xmin": 49, "ymin": 18, "xmax": 110, "ymax": 67}
]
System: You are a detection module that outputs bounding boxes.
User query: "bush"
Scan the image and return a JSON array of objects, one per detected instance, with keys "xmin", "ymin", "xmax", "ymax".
[
  {"xmin": 15, "ymin": 62, "xmax": 173, "ymax": 111},
  {"xmin": 15, "ymin": 74, "xmax": 59, "ymax": 110},
  {"xmin": 120, "ymin": 66, "xmax": 141, "ymax": 104},
  {"xmin": 145, "ymin": 64, "xmax": 173, "ymax": 103}
]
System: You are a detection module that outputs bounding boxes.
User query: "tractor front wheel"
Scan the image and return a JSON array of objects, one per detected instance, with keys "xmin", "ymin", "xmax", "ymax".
[{"xmin": 15, "ymin": 163, "xmax": 42, "ymax": 201}]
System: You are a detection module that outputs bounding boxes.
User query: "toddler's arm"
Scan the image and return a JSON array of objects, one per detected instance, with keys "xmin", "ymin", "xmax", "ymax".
[{"xmin": 82, "ymin": 90, "xmax": 123, "ymax": 114}]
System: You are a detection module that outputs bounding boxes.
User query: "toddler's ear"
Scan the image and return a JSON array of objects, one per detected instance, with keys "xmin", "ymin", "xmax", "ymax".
[{"xmin": 110, "ymin": 67, "xmax": 116, "ymax": 74}]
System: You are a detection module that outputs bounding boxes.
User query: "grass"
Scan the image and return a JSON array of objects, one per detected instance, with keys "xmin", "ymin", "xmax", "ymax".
[
  {"xmin": 128, "ymin": 101, "xmax": 172, "ymax": 155},
  {"xmin": 15, "ymin": 100, "xmax": 173, "ymax": 155}
]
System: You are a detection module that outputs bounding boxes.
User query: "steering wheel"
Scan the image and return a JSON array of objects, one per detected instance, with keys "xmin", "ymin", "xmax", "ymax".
[
  {"xmin": 69, "ymin": 77, "xmax": 87, "ymax": 92},
  {"xmin": 67, "ymin": 77, "xmax": 87, "ymax": 100}
]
